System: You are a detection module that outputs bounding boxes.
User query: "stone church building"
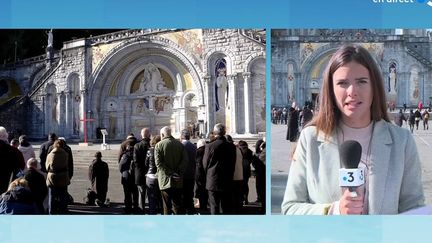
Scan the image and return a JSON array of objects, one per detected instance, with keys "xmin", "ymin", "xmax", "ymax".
[
  {"xmin": 272, "ymin": 29, "xmax": 432, "ymax": 109},
  {"xmin": 0, "ymin": 29, "xmax": 266, "ymax": 140}
]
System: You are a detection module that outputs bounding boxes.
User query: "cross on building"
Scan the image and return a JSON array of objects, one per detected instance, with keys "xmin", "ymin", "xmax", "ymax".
[{"xmin": 79, "ymin": 113, "xmax": 95, "ymax": 144}]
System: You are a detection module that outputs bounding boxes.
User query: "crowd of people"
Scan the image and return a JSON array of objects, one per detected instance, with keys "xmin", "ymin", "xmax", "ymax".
[
  {"xmin": 394, "ymin": 106, "xmax": 430, "ymax": 133},
  {"xmin": 114, "ymin": 124, "xmax": 266, "ymax": 215},
  {"xmin": 271, "ymin": 104, "xmax": 314, "ymax": 143},
  {"xmin": 0, "ymin": 128, "xmax": 74, "ymax": 214},
  {"xmin": 0, "ymin": 123, "xmax": 266, "ymax": 215}
]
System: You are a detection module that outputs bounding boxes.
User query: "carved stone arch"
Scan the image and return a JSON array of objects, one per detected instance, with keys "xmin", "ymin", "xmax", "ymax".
[
  {"xmin": 300, "ymin": 44, "xmax": 341, "ymax": 105},
  {"xmin": 204, "ymin": 49, "xmax": 236, "ymax": 76},
  {"xmin": 301, "ymin": 44, "xmax": 338, "ymax": 75},
  {"xmin": 0, "ymin": 76, "xmax": 22, "ymax": 105},
  {"xmin": 66, "ymin": 72, "xmax": 80, "ymax": 91},
  {"xmin": 283, "ymin": 59, "xmax": 298, "ymax": 72},
  {"xmin": 44, "ymin": 82, "xmax": 58, "ymax": 134},
  {"xmin": 388, "ymin": 59, "xmax": 398, "ymax": 67},
  {"xmin": 89, "ymin": 38, "xmax": 204, "ymax": 114},
  {"xmin": 408, "ymin": 64, "xmax": 422, "ymax": 104},
  {"xmin": 301, "ymin": 44, "xmax": 382, "ymax": 101},
  {"xmin": 245, "ymin": 53, "xmax": 266, "ymax": 72},
  {"xmin": 149, "ymin": 36, "xmax": 204, "ymax": 97},
  {"xmin": 244, "ymin": 55, "xmax": 266, "ymax": 133},
  {"xmin": 90, "ymin": 35, "xmax": 203, "ymax": 95},
  {"xmin": 45, "ymin": 82, "xmax": 57, "ymax": 94},
  {"xmin": 181, "ymin": 90, "xmax": 198, "ymax": 107}
]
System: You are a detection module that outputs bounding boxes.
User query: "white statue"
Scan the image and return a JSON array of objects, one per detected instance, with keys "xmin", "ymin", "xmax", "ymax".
[
  {"xmin": 216, "ymin": 68, "xmax": 228, "ymax": 111},
  {"xmin": 47, "ymin": 29, "xmax": 53, "ymax": 48},
  {"xmin": 410, "ymin": 67, "xmax": 420, "ymax": 101},
  {"xmin": 389, "ymin": 67, "xmax": 397, "ymax": 94},
  {"xmin": 139, "ymin": 63, "xmax": 167, "ymax": 92}
]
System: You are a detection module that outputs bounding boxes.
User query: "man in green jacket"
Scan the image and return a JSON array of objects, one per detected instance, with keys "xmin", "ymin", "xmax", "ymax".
[{"xmin": 155, "ymin": 126, "xmax": 188, "ymax": 215}]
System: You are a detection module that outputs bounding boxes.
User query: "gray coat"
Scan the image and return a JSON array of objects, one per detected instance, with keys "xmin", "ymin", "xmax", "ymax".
[{"xmin": 282, "ymin": 120, "xmax": 424, "ymax": 215}]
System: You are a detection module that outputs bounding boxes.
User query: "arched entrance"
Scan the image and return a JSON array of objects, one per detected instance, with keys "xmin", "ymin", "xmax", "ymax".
[{"xmin": 88, "ymin": 38, "xmax": 204, "ymax": 139}]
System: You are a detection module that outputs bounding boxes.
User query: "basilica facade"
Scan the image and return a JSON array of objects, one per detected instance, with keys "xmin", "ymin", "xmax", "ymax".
[
  {"xmin": 0, "ymin": 29, "xmax": 266, "ymax": 140},
  {"xmin": 272, "ymin": 29, "xmax": 432, "ymax": 109}
]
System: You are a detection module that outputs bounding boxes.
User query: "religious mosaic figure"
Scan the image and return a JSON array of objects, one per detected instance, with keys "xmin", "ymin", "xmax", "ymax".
[
  {"xmin": 154, "ymin": 96, "xmax": 173, "ymax": 114},
  {"xmin": 301, "ymin": 43, "xmax": 314, "ymax": 63},
  {"xmin": 73, "ymin": 94, "xmax": 80, "ymax": 135},
  {"xmin": 410, "ymin": 67, "xmax": 420, "ymax": 101},
  {"xmin": 287, "ymin": 63, "xmax": 295, "ymax": 101}
]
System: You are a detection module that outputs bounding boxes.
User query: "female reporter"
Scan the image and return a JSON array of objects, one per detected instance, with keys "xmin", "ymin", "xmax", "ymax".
[{"xmin": 281, "ymin": 45, "xmax": 424, "ymax": 215}]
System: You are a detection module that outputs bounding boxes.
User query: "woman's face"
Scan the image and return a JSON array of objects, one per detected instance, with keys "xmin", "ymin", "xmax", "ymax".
[{"xmin": 332, "ymin": 61, "xmax": 373, "ymax": 128}]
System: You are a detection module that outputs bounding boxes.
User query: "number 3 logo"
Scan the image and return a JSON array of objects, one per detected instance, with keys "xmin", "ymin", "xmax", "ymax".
[{"xmin": 347, "ymin": 172, "xmax": 354, "ymax": 182}]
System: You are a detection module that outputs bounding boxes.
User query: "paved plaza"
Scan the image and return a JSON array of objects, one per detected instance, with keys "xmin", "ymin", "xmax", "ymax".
[
  {"xmin": 271, "ymin": 120, "xmax": 432, "ymax": 214},
  {"xmin": 32, "ymin": 139, "xmax": 261, "ymax": 215}
]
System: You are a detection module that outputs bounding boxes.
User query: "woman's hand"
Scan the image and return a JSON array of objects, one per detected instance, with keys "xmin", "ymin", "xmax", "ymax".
[{"xmin": 339, "ymin": 187, "xmax": 364, "ymax": 215}]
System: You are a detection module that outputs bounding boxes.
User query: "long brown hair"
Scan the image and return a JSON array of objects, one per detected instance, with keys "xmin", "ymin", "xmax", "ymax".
[{"xmin": 310, "ymin": 44, "xmax": 389, "ymax": 139}]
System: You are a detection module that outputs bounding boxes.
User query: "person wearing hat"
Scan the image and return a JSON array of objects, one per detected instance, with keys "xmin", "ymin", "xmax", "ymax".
[
  {"xmin": 0, "ymin": 126, "xmax": 25, "ymax": 194},
  {"xmin": 39, "ymin": 133, "xmax": 57, "ymax": 173},
  {"xmin": 88, "ymin": 151, "xmax": 109, "ymax": 207}
]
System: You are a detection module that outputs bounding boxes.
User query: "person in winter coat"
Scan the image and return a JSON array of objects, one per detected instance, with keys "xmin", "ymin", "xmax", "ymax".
[
  {"xmin": 0, "ymin": 178, "xmax": 39, "ymax": 214},
  {"xmin": 194, "ymin": 139, "xmax": 208, "ymax": 214},
  {"xmin": 0, "ymin": 127, "xmax": 25, "ymax": 195},
  {"xmin": 45, "ymin": 139, "xmax": 70, "ymax": 214},
  {"xmin": 133, "ymin": 128, "xmax": 151, "ymax": 213},
  {"xmin": 414, "ymin": 109, "xmax": 422, "ymax": 130},
  {"xmin": 181, "ymin": 129, "xmax": 197, "ymax": 214},
  {"xmin": 408, "ymin": 109, "xmax": 415, "ymax": 133},
  {"xmin": 89, "ymin": 151, "xmax": 109, "ymax": 207},
  {"xmin": 286, "ymin": 107, "xmax": 299, "ymax": 142},
  {"xmin": 24, "ymin": 158, "xmax": 47, "ymax": 214},
  {"xmin": 119, "ymin": 144, "xmax": 139, "ymax": 214},
  {"xmin": 238, "ymin": 140, "xmax": 252, "ymax": 206},
  {"xmin": 394, "ymin": 109, "xmax": 406, "ymax": 127},
  {"xmin": 145, "ymin": 135, "xmax": 162, "ymax": 215},
  {"xmin": 39, "ymin": 133, "xmax": 57, "ymax": 173}
]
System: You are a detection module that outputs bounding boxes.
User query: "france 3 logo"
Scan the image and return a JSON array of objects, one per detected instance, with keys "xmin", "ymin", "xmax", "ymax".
[{"xmin": 372, "ymin": 0, "xmax": 432, "ymax": 7}]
